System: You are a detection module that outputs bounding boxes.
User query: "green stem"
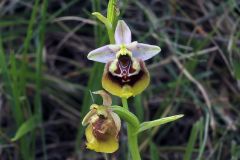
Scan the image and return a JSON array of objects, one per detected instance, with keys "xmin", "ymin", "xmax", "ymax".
[
  {"xmin": 107, "ymin": 28, "xmax": 115, "ymax": 44},
  {"xmin": 110, "ymin": 105, "xmax": 139, "ymax": 127},
  {"xmin": 107, "ymin": 0, "xmax": 117, "ymax": 44},
  {"xmin": 121, "ymin": 98, "xmax": 141, "ymax": 160}
]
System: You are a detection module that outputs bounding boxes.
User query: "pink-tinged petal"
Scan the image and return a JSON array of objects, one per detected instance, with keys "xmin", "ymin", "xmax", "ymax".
[
  {"xmin": 115, "ymin": 20, "xmax": 132, "ymax": 44},
  {"xmin": 128, "ymin": 43, "xmax": 161, "ymax": 61},
  {"xmin": 87, "ymin": 45, "xmax": 120, "ymax": 63}
]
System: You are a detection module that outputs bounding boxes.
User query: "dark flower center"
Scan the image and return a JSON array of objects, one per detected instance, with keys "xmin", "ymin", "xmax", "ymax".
[
  {"xmin": 107, "ymin": 56, "xmax": 146, "ymax": 87},
  {"xmin": 118, "ymin": 55, "xmax": 133, "ymax": 81}
]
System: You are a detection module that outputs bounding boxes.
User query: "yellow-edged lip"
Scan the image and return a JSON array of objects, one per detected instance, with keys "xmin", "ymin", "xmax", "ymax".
[{"xmin": 85, "ymin": 125, "xmax": 119, "ymax": 153}]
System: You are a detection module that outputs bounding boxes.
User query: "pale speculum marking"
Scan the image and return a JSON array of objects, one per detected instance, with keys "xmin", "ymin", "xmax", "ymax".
[
  {"xmin": 115, "ymin": 55, "xmax": 136, "ymax": 83},
  {"xmin": 107, "ymin": 54, "xmax": 145, "ymax": 87}
]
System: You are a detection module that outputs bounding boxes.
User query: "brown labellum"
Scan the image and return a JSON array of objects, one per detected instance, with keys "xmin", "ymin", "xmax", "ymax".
[
  {"xmin": 107, "ymin": 55, "xmax": 146, "ymax": 87},
  {"xmin": 92, "ymin": 116, "xmax": 114, "ymax": 141}
]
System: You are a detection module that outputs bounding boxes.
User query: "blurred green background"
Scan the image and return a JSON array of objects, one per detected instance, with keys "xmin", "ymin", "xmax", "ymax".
[{"xmin": 0, "ymin": 0, "xmax": 240, "ymax": 160}]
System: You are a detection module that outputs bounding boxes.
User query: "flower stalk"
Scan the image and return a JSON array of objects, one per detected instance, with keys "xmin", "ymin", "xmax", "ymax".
[{"xmin": 122, "ymin": 98, "xmax": 141, "ymax": 160}]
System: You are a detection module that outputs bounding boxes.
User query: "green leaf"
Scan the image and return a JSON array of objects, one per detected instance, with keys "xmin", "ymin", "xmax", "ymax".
[
  {"xmin": 11, "ymin": 115, "xmax": 40, "ymax": 141},
  {"xmin": 137, "ymin": 114, "xmax": 184, "ymax": 133}
]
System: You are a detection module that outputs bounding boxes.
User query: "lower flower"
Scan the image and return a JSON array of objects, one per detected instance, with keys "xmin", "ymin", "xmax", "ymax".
[{"xmin": 82, "ymin": 91, "xmax": 121, "ymax": 153}]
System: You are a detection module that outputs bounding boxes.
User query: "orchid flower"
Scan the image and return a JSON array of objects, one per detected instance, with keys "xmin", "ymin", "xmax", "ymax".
[
  {"xmin": 82, "ymin": 90, "xmax": 121, "ymax": 153},
  {"xmin": 88, "ymin": 20, "xmax": 161, "ymax": 98}
]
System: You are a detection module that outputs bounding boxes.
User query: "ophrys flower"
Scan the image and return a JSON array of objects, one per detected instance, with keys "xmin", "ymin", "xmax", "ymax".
[
  {"xmin": 88, "ymin": 20, "xmax": 161, "ymax": 98},
  {"xmin": 82, "ymin": 90, "xmax": 121, "ymax": 153}
]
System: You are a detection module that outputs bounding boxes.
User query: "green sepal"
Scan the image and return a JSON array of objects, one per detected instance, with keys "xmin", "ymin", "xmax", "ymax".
[
  {"xmin": 92, "ymin": 12, "xmax": 115, "ymax": 43},
  {"xmin": 137, "ymin": 114, "xmax": 184, "ymax": 134},
  {"xmin": 92, "ymin": 12, "xmax": 112, "ymax": 29}
]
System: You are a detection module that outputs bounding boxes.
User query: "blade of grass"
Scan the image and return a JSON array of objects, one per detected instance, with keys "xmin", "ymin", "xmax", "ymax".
[
  {"xmin": 20, "ymin": 0, "xmax": 40, "ymax": 92},
  {"xmin": 17, "ymin": 0, "xmax": 43, "ymax": 159},
  {"xmin": 150, "ymin": 142, "xmax": 160, "ymax": 160},
  {"xmin": 0, "ymin": 37, "xmax": 31, "ymax": 160},
  {"xmin": 133, "ymin": 95, "xmax": 144, "ymax": 122},
  {"xmin": 183, "ymin": 119, "xmax": 203, "ymax": 160},
  {"xmin": 0, "ymin": 20, "xmax": 29, "ymax": 27},
  {"xmin": 231, "ymin": 141, "xmax": 240, "ymax": 160},
  {"xmin": 34, "ymin": 0, "xmax": 49, "ymax": 159},
  {"xmin": 49, "ymin": 0, "xmax": 80, "ymax": 20},
  {"xmin": 11, "ymin": 115, "xmax": 40, "ymax": 141},
  {"xmin": 196, "ymin": 112, "xmax": 210, "ymax": 160}
]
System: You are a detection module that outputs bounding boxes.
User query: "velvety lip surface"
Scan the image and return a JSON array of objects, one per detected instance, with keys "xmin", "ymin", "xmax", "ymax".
[{"xmin": 107, "ymin": 58, "xmax": 145, "ymax": 87}]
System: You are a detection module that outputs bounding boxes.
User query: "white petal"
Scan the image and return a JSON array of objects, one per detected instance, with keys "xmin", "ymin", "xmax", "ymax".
[
  {"xmin": 87, "ymin": 45, "xmax": 120, "ymax": 63},
  {"xmin": 115, "ymin": 20, "xmax": 132, "ymax": 44},
  {"xmin": 128, "ymin": 43, "xmax": 161, "ymax": 61}
]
